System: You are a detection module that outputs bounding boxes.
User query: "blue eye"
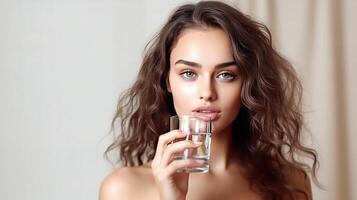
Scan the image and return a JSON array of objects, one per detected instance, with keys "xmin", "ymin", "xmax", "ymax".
[
  {"xmin": 180, "ymin": 70, "xmax": 197, "ymax": 79},
  {"xmin": 217, "ymin": 72, "xmax": 235, "ymax": 80}
]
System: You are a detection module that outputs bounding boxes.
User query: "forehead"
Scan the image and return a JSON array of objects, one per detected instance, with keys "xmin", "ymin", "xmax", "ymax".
[{"xmin": 170, "ymin": 28, "xmax": 234, "ymax": 65}]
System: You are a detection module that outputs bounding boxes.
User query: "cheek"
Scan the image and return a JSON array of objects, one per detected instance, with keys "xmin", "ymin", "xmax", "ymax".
[
  {"xmin": 173, "ymin": 83, "xmax": 197, "ymax": 97},
  {"xmin": 219, "ymin": 85, "xmax": 242, "ymax": 112},
  {"xmin": 212, "ymin": 87, "xmax": 241, "ymax": 133},
  {"xmin": 170, "ymin": 78, "xmax": 197, "ymax": 114}
]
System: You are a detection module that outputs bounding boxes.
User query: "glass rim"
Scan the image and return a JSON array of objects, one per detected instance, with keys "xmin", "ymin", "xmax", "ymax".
[{"xmin": 170, "ymin": 114, "xmax": 211, "ymax": 122}]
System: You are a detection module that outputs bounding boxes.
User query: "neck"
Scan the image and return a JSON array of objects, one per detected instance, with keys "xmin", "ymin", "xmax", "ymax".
[{"xmin": 208, "ymin": 125, "xmax": 237, "ymax": 175}]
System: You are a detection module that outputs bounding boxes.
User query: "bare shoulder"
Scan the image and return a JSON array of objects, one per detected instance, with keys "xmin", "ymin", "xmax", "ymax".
[
  {"xmin": 99, "ymin": 164, "xmax": 154, "ymax": 200},
  {"xmin": 284, "ymin": 167, "xmax": 312, "ymax": 200}
]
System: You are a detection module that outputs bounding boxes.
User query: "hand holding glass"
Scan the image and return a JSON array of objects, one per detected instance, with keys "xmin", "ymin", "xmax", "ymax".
[{"xmin": 169, "ymin": 115, "xmax": 212, "ymax": 173}]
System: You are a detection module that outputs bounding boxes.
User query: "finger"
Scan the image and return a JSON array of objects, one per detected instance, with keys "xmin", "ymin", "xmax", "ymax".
[
  {"xmin": 153, "ymin": 130, "xmax": 187, "ymax": 164},
  {"xmin": 160, "ymin": 141, "xmax": 202, "ymax": 167},
  {"xmin": 156, "ymin": 159, "xmax": 203, "ymax": 182},
  {"xmin": 165, "ymin": 159, "xmax": 205, "ymax": 175}
]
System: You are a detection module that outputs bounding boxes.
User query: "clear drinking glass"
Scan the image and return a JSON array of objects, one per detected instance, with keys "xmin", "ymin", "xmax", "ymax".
[{"xmin": 169, "ymin": 115, "xmax": 212, "ymax": 173}]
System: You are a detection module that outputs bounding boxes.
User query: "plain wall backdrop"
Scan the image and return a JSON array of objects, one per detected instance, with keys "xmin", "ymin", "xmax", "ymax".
[
  {"xmin": 0, "ymin": 0, "xmax": 189, "ymax": 199},
  {"xmin": 1, "ymin": 0, "xmax": 356, "ymax": 200}
]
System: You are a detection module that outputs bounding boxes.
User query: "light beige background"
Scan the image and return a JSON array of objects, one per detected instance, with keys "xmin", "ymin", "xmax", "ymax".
[
  {"xmin": 232, "ymin": 1, "xmax": 357, "ymax": 200},
  {"xmin": 0, "ymin": 0, "xmax": 355, "ymax": 200}
]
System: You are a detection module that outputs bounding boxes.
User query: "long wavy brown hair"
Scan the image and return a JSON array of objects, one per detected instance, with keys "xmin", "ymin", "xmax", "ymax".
[{"xmin": 105, "ymin": 1, "xmax": 320, "ymax": 199}]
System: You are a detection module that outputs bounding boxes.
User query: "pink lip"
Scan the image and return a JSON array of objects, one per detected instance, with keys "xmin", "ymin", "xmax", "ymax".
[
  {"xmin": 192, "ymin": 111, "xmax": 220, "ymax": 121},
  {"xmin": 192, "ymin": 105, "xmax": 220, "ymax": 112},
  {"xmin": 192, "ymin": 105, "xmax": 221, "ymax": 121}
]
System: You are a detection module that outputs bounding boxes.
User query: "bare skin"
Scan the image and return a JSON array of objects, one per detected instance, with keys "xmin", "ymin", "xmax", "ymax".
[
  {"xmin": 100, "ymin": 28, "xmax": 312, "ymax": 200},
  {"xmin": 100, "ymin": 161, "xmax": 263, "ymax": 200},
  {"xmin": 99, "ymin": 159, "xmax": 311, "ymax": 200}
]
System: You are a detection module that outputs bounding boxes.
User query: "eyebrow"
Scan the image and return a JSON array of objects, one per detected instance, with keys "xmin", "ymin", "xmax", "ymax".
[{"xmin": 174, "ymin": 59, "xmax": 237, "ymax": 69}]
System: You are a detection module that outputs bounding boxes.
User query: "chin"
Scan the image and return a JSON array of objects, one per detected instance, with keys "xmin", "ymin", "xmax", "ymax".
[{"xmin": 212, "ymin": 119, "xmax": 234, "ymax": 135}]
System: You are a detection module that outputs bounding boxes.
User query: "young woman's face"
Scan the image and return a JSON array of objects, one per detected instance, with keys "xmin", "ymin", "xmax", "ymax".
[{"xmin": 168, "ymin": 28, "xmax": 242, "ymax": 134}]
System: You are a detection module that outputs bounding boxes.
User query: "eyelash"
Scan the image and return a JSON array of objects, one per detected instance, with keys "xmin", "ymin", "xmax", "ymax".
[{"xmin": 180, "ymin": 70, "xmax": 236, "ymax": 81}]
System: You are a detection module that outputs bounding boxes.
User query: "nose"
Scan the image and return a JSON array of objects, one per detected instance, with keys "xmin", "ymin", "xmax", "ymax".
[{"xmin": 199, "ymin": 77, "xmax": 217, "ymax": 101}]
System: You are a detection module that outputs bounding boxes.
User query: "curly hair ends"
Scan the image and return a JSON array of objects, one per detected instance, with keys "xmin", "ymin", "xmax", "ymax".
[{"xmin": 105, "ymin": 1, "xmax": 320, "ymax": 199}]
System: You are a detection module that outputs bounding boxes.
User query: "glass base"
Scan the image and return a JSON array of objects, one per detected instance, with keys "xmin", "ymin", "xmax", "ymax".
[
  {"xmin": 176, "ymin": 166, "xmax": 209, "ymax": 173},
  {"xmin": 173, "ymin": 155, "xmax": 209, "ymax": 173}
]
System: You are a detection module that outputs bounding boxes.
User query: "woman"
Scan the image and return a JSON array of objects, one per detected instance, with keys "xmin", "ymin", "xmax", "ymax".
[{"xmin": 100, "ymin": 1, "xmax": 320, "ymax": 199}]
